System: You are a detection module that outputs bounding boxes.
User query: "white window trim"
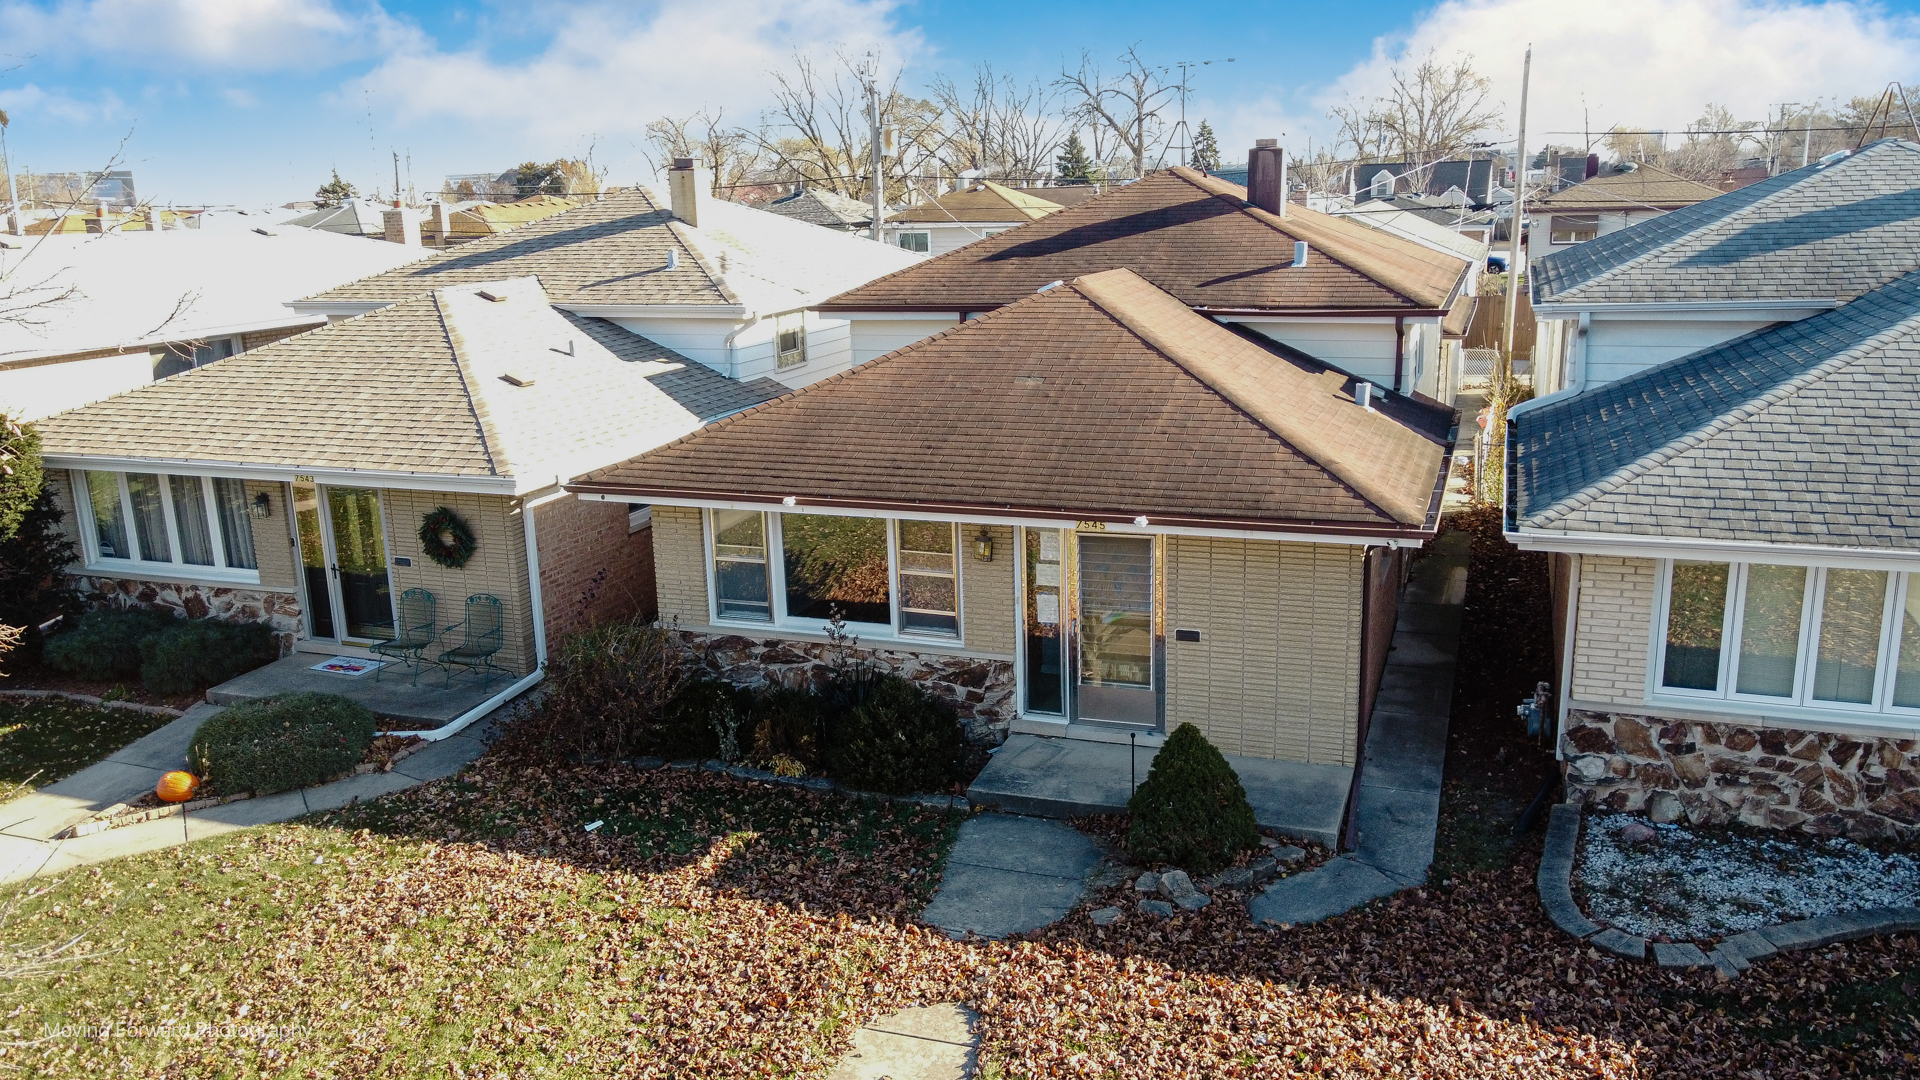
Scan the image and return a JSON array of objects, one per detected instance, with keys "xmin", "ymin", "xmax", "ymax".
[
  {"xmin": 704, "ymin": 509, "xmax": 965, "ymax": 644},
  {"xmin": 896, "ymin": 231, "xmax": 930, "ymax": 252},
  {"xmin": 72, "ymin": 469, "xmax": 262, "ymax": 585},
  {"xmin": 1647, "ymin": 557, "xmax": 1920, "ymax": 731},
  {"xmin": 774, "ymin": 312, "xmax": 808, "ymax": 370}
]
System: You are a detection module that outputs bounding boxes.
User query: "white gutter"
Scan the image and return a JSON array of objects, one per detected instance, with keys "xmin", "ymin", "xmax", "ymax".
[
  {"xmin": 576, "ymin": 491, "xmax": 1426, "ymax": 548},
  {"xmin": 0, "ymin": 314, "xmax": 327, "ymax": 369},
  {"xmin": 1531, "ymin": 298, "xmax": 1839, "ymax": 319},
  {"xmin": 1507, "ymin": 309, "xmax": 1588, "ymax": 419},
  {"xmin": 284, "ymin": 300, "xmax": 390, "ymax": 318},
  {"xmin": 1506, "ymin": 526, "xmax": 1920, "ymax": 571},
  {"xmin": 41, "ymin": 454, "xmax": 517, "ymax": 495},
  {"xmin": 557, "ymin": 303, "xmax": 751, "ymax": 320}
]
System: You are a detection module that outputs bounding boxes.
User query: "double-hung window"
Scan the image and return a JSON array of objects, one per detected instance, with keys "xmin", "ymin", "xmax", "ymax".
[
  {"xmin": 1654, "ymin": 558, "xmax": 1920, "ymax": 721},
  {"xmin": 706, "ymin": 510, "xmax": 961, "ymax": 639},
  {"xmin": 80, "ymin": 470, "xmax": 259, "ymax": 578}
]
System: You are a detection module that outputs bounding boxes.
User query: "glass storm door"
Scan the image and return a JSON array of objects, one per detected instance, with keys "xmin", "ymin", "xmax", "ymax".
[
  {"xmin": 1022, "ymin": 528, "xmax": 1066, "ymax": 715},
  {"xmin": 1074, "ymin": 533, "xmax": 1161, "ymax": 727},
  {"xmin": 293, "ymin": 480, "xmax": 395, "ymax": 644}
]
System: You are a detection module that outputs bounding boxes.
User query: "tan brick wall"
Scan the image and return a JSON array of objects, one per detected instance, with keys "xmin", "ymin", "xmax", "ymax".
[
  {"xmin": 958, "ymin": 522, "xmax": 1015, "ymax": 656},
  {"xmin": 381, "ymin": 490, "xmax": 537, "ymax": 676},
  {"xmin": 240, "ymin": 325, "xmax": 311, "ymax": 353},
  {"xmin": 1165, "ymin": 536, "xmax": 1363, "ymax": 765},
  {"xmin": 1570, "ymin": 554, "xmax": 1656, "ymax": 706},
  {"xmin": 245, "ymin": 480, "xmax": 299, "ymax": 591},
  {"xmin": 652, "ymin": 505, "xmax": 711, "ymax": 628},
  {"xmin": 534, "ymin": 494, "xmax": 657, "ymax": 645}
]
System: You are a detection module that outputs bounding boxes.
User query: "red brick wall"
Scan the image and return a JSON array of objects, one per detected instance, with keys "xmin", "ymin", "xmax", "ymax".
[{"xmin": 534, "ymin": 495, "xmax": 657, "ymax": 645}]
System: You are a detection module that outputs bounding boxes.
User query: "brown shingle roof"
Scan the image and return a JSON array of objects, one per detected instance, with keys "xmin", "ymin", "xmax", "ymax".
[
  {"xmin": 887, "ymin": 181, "xmax": 1065, "ymax": 224},
  {"xmin": 1534, "ymin": 163, "xmax": 1724, "ymax": 210},
  {"xmin": 572, "ymin": 268, "xmax": 1452, "ymax": 532},
  {"xmin": 820, "ymin": 167, "xmax": 1469, "ymax": 315},
  {"xmin": 38, "ymin": 277, "xmax": 784, "ymax": 482}
]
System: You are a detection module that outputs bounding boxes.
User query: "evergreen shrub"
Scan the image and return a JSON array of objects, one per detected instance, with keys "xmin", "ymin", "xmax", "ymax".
[
  {"xmin": 188, "ymin": 692, "xmax": 375, "ymax": 796},
  {"xmin": 1126, "ymin": 722, "xmax": 1260, "ymax": 873}
]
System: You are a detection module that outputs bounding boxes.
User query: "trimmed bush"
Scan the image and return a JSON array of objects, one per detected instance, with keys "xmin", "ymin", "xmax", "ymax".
[
  {"xmin": 188, "ymin": 692, "xmax": 375, "ymax": 796},
  {"xmin": 1126, "ymin": 722, "xmax": 1260, "ymax": 874},
  {"xmin": 42, "ymin": 608, "xmax": 176, "ymax": 682},
  {"xmin": 138, "ymin": 619, "xmax": 278, "ymax": 695},
  {"xmin": 824, "ymin": 673, "xmax": 963, "ymax": 795},
  {"xmin": 494, "ymin": 618, "xmax": 687, "ymax": 762}
]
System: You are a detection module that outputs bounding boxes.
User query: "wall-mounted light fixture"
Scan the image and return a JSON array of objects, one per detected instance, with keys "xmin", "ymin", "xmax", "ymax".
[
  {"xmin": 251, "ymin": 492, "xmax": 272, "ymax": 520},
  {"xmin": 974, "ymin": 528, "xmax": 993, "ymax": 562}
]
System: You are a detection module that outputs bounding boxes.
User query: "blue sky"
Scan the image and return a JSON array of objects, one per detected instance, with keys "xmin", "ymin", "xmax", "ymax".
[{"xmin": 4, "ymin": 0, "xmax": 1920, "ymax": 206}]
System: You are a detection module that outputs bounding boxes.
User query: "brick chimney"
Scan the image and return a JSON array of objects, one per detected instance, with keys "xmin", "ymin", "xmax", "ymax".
[
  {"xmin": 382, "ymin": 207, "xmax": 420, "ymax": 247},
  {"xmin": 1246, "ymin": 140, "xmax": 1286, "ymax": 216},
  {"xmin": 429, "ymin": 200, "xmax": 450, "ymax": 247},
  {"xmin": 668, "ymin": 158, "xmax": 707, "ymax": 227},
  {"xmin": 142, "ymin": 206, "xmax": 162, "ymax": 231}
]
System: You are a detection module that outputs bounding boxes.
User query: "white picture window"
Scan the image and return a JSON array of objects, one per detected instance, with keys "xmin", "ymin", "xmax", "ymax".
[
  {"xmin": 707, "ymin": 510, "xmax": 962, "ymax": 639},
  {"xmin": 897, "ymin": 231, "xmax": 930, "ymax": 252},
  {"xmin": 1654, "ymin": 559, "xmax": 1920, "ymax": 721},
  {"xmin": 77, "ymin": 470, "xmax": 259, "ymax": 579}
]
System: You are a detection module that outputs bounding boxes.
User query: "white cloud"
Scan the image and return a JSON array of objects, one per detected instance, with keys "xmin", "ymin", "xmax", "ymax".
[
  {"xmin": 0, "ymin": 0, "xmax": 415, "ymax": 71},
  {"xmin": 1318, "ymin": 0, "xmax": 1920, "ymax": 150},
  {"xmin": 349, "ymin": 0, "xmax": 922, "ymax": 169},
  {"xmin": 0, "ymin": 82, "xmax": 123, "ymax": 124}
]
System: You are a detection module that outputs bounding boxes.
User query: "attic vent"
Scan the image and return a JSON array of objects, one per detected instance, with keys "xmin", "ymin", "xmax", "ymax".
[
  {"xmin": 499, "ymin": 373, "xmax": 535, "ymax": 387},
  {"xmin": 1291, "ymin": 241, "xmax": 1309, "ymax": 268},
  {"xmin": 1036, "ymin": 279, "xmax": 1064, "ymax": 293},
  {"xmin": 252, "ymin": 227, "xmax": 276, "ymax": 237},
  {"xmin": 477, "ymin": 290, "xmax": 507, "ymax": 303},
  {"xmin": 1014, "ymin": 375, "xmax": 1045, "ymax": 387}
]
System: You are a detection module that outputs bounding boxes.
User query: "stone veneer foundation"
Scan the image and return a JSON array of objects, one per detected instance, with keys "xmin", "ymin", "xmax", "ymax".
[
  {"xmin": 676, "ymin": 631, "xmax": 1015, "ymax": 744},
  {"xmin": 1562, "ymin": 708, "xmax": 1920, "ymax": 841},
  {"xmin": 71, "ymin": 575, "xmax": 303, "ymax": 655}
]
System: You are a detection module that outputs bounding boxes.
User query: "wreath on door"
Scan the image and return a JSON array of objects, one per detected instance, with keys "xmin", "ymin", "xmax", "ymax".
[{"xmin": 418, "ymin": 506, "xmax": 477, "ymax": 569}]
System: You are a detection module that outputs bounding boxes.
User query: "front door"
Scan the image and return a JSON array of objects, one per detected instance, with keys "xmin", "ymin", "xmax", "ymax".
[
  {"xmin": 1074, "ymin": 532, "xmax": 1161, "ymax": 727},
  {"xmin": 293, "ymin": 480, "xmax": 396, "ymax": 644}
]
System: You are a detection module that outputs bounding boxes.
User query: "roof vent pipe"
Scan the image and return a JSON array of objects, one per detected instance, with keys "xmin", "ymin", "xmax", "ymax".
[
  {"xmin": 1246, "ymin": 140, "xmax": 1286, "ymax": 216},
  {"xmin": 1354, "ymin": 381, "xmax": 1376, "ymax": 411},
  {"xmin": 1291, "ymin": 241, "xmax": 1308, "ymax": 267}
]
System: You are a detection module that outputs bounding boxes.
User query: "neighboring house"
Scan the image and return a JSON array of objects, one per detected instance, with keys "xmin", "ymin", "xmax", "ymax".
[
  {"xmin": 1335, "ymin": 202, "xmax": 1490, "ymax": 285},
  {"xmin": 284, "ymin": 199, "xmax": 387, "ymax": 238},
  {"xmin": 1352, "ymin": 193, "xmax": 1500, "ymax": 246},
  {"xmin": 762, "ymin": 187, "xmax": 877, "ymax": 232},
  {"xmin": 292, "ymin": 161, "xmax": 920, "ymax": 390},
  {"xmin": 0, "ymin": 229, "xmax": 428, "ymax": 419},
  {"xmin": 26, "ymin": 207, "xmax": 194, "ymax": 234},
  {"xmin": 422, "ymin": 195, "xmax": 578, "ymax": 248},
  {"xmin": 1526, "ymin": 140, "xmax": 1920, "ymax": 398},
  {"xmin": 822, "ymin": 159, "xmax": 1475, "ymax": 402},
  {"xmin": 1351, "ymin": 157, "xmax": 1503, "ymax": 206},
  {"xmin": 33, "ymin": 275, "xmax": 783, "ymax": 730},
  {"xmin": 1505, "ymin": 267, "xmax": 1920, "ymax": 841},
  {"xmin": 1525, "ymin": 162, "xmax": 1721, "ymax": 268},
  {"xmin": 1014, "ymin": 184, "xmax": 1105, "ymax": 208},
  {"xmin": 881, "ymin": 181, "xmax": 1062, "ymax": 256},
  {"xmin": 566, "ymin": 269, "xmax": 1451, "ymax": 801}
]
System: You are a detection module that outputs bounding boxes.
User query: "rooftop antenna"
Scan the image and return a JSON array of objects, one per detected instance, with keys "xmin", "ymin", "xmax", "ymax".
[{"xmin": 1159, "ymin": 58, "xmax": 1234, "ymax": 169}]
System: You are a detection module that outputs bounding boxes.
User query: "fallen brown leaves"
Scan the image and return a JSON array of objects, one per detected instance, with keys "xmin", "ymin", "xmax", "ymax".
[{"xmin": 4, "ymin": 761, "xmax": 1916, "ymax": 1078}]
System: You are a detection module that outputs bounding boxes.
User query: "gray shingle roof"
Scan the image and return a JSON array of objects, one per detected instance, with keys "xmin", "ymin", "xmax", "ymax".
[
  {"xmin": 1509, "ymin": 266, "xmax": 1920, "ymax": 549},
  {"xmin": 38, "ymin": 277, "xmax": 784, "ymax": 482},
  {"xmin": 763, "ymin": 188, "xmax": 874, "ymax": 228},
  {"xmin": 1531, "ymin": 139, "xmax": 1920, "ymax": 307}
]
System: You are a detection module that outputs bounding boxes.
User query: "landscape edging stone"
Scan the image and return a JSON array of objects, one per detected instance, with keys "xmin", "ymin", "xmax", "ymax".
[{"xmin": 1537, "ymin": 802, "xmax": 1920, "ymax": 976}]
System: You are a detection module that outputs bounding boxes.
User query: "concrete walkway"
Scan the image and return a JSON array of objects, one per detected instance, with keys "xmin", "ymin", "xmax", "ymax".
[
  {"xmin": 0, "ymin": 701, "xmax": 508, "ymax": 886},
  {"xmin": 920, "ymin": 814, "xmax": 1104, "ymax": 939},
  {"xmin": 210, "ymin": 653, "xmax": 505, "ymax": 729},
  {"xmin": 828, "ymin": 1004, "xmax": 979, "ymax": 1080},
  {"xmin": 1249, "ymin": 530, "xmax": 1468, "ymax": 926},
  {"xmin": 969, "ymin": 735, "xmax": 1351, "ymax": 847}
]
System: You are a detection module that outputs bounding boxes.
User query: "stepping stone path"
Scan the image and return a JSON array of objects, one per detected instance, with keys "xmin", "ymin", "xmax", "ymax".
[
  {"xmin": 920, "ymin": 814, "xmax": 1103, "ymax": 939},
  {"xmin": 828, "ymin": 1004, "xmax": 979, "ymax": 1080}
]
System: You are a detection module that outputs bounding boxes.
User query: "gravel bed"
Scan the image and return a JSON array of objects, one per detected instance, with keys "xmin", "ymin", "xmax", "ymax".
[{"xmin": 1578, "ymin": 813, "xmax": 1920, "ymax": 940}]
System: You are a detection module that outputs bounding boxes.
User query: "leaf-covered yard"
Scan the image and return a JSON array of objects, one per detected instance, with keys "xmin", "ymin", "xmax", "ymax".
[{"xmin": 5, "ymin": 757, "xmax": 1917, "ymax": 1078}]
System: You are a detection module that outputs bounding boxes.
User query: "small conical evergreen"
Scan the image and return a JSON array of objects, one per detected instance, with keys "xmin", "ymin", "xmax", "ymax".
[
  {"xmin": 1191, "ymin": 120, "xmax": 1220, "ymax": 173},
  {"xmin": 1127, "ymin": 722, "xmax": 1260, "ymax": 873},
  {"xmin": 1055, "ymin": 133, "xmax": 1095, "ymax": 184},
  {"xmin": 314, "ymin": 169, "xmax": 357, "ymax": 208}
]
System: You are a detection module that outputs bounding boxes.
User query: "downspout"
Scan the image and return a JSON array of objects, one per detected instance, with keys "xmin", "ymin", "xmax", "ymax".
[
  {"xmin": 723, "ymin": 314, "xmax": 761, "ymax": 379},
  {"xmin": 1392, "ymin": 317, "xmax": 1405, "ymax": 393},
  {"xmin": 521, "ymin": 494, "xmax": 549, "ymax": 668},
  {"xmin": 1505, "ymin": 309, "xmax": 1589, "ymax": 420},
  {"xmin": 1556, "ymin": 554, "xmax": 1581, "ymax": 760}
]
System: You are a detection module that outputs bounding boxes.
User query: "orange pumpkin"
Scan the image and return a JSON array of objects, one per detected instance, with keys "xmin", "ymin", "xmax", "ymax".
[{"xmin": 156, "ymin": 771, "xmax": 199, "ymax": 803}]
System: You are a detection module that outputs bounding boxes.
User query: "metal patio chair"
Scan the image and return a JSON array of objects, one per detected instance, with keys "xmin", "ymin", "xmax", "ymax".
[
  {"xmin": 372, "ymin": 588, "xmax": 439, "ymax": 684},
  {"xmin": 437, "ymin": 593, "xmax": 506, "ymax": 690}
]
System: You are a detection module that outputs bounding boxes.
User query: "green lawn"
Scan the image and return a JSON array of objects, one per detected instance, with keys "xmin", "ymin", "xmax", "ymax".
[{"xmin": 0, "ymin": 695, "xmax": 177, "ymax": 800}]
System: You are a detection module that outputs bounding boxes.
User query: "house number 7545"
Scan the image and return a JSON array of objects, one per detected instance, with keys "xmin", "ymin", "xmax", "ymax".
[{"xmin": 1075, "ymin": 521, "xmax": 1106, "ymax": 531}]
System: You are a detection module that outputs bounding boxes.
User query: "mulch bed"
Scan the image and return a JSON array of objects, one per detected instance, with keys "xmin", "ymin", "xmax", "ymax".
[{"xmin": 0, "ymin": 654, "xmax": 206, "ymax": 711}]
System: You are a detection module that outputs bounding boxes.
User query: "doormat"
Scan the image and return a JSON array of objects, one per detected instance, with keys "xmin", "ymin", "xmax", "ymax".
[{"xmin": 311, "ymin": 656, "xmax": 384, "ymax": 677}]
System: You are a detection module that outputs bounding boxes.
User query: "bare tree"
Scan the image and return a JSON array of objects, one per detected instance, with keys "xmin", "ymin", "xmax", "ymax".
[
  {"xmin": 928, "ymin": 64, "xmax": 1065, "ymax": 182},
  {"xmin": 1604, "ymin": 104, "xmax": 1762, "ymax": 180},
  {"xmin": 1055, "ymin": 46, "xmax": 1181, "ymax": 178},
  {"xmin": 748, "ymin": 52, "xmax": 945, "ymax": 206},
  {"xmin": 1331, "ymin": 51, "xmax": 1502, "ymax": 170},
  {"xmin": 644, "ymin": 109, "xmax": 764, "ymax": 197}
]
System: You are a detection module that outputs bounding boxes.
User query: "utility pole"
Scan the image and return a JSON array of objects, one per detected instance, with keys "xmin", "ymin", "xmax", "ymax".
[
  {"xmin": 1484, "ymin": 43, "xmax": 1531, "ymax": 508},
  {"xmin": 868, "ymin": 77, "xmax": 884, "ymax": 242},
  {"xmin": 1502, "ymin": 44, "xmax": 1531, "ymax": 368},
  {"xmin": 0, "ymin": 112, "xmax": 20, "ymax": 235},
  {"xmin": 392, "ymin": 150, "xmax": 402, "ymax": 208}
]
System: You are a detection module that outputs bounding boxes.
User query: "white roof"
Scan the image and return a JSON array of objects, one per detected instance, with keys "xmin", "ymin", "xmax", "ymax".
[
  {"xmin": 1333, "ymin": 204, "xmax": 1491, "ymax": 264},
  {"xmin": 0, "ymin": 228, "xmax": 429, "ymax": 365},
  {"xmin": 187, "ymin": 207, "xmax": 309, "ymax": 232},
  {"xmin": 671, "ymin": 191, "xmax": 922, "ymax": 313}
]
